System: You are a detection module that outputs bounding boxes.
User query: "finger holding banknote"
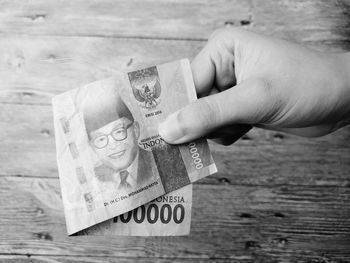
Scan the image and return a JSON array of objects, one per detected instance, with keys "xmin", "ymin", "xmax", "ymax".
[
  {"xmin": 158, "ymin": 27, "xmax": 350, "ymax": 144},
  {"xmin": 53, "ymin": 59, "xmax": 217, "ymax": 235}
]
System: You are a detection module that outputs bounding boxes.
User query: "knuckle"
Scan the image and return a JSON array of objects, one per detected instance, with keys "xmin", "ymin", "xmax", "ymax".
[
  {"xmin": 208, "ymin": 27, "xmax": 246, "ymax": 50},
  {"xmin": 208, "ymin": 28, "xmax": 231, "ymax": 49},
  {"xmin": 208, "ymin": 28, "xmax": 228, "ymax": 41}
]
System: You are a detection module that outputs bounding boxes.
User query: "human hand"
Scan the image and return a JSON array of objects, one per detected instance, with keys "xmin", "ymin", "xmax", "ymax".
[{"xmin": 158, "ymin": 28, "xmax": 350, "ymax": 145}]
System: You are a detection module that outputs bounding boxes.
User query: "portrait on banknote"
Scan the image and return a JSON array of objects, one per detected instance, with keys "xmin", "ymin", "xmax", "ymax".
[
  {"xmin": 53, "ymin": 77, "xmax": 165, "ymax": 235},
  {"xmin": 77, "ymin": 80, "xmax": 158, "ymax": 194}
]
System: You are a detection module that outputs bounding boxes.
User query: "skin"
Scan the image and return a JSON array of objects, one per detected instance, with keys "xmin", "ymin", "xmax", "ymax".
[
  {"xmin": 90, "ymin": 117, "xmax": 140, "ymax": 173},
  {"xmin": 158, "ymin": 28, "xmax": 350, "ymax": 145}
]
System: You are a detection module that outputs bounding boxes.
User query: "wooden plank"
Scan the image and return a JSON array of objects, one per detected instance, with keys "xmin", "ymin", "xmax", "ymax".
[
  {"xmin": 0, "ymin": 0, "xmax": 251, "ymax": 40},
  {"xmin": 0, "ymin": 256, "xmax": 346, "ymax": 263},
  {"xmin": 0, "ymin": 36, "xmax": 204, "ymax": 105},
  {"xmin": 0, "ymin": 0, "xmax": 349, "ymax": 47},
  {"xmin": 252, "ymin": 0, "xmax": 350, "ymax": 48},
  {"xmin": 0, "ymin": 256, "xmax": 213, "ymax": 263},
  {"xmin": 0, "ymin": 34, "xmax": 348, "ymax": 107},
  {"xmin": 0, "ymin": 177, "xmax": 350, "ymax": 261},
  {"xmin": 1, "ymin": 102, "xmax": 350, "ymax": 186}
]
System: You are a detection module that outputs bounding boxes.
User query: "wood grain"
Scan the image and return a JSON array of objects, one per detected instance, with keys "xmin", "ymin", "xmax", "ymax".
[
  {"xmin": 1, "ymin": 0, "xmax": 350, "ymax": 261},
  {"xmin": 0, "ymin": 36, "xmax": 203, "ymax": 105},
  {"xmin": 0, "ymin": 1, "xmax": 349, "ymax": 106},
  {"xmin": 0, "ymin": 0, "xmax": 251, "ymax": 40},
  {"xmin": 0, "ymin": 256, "xmax": 202, "ymax": 263},
  {"xmin": 0, "ymin": 34, "xmax": 348, "ymax": 107},
  {"xmin": 1, "ymin": 102, "xmax": 350, "ymax": 187},
  {"xmin": 0, "ymin": 0, "xmax": 349, "ymax": 48},
  {"xmin": 1, "ymin": 177, "xmax": 350, "ymax": 261}
]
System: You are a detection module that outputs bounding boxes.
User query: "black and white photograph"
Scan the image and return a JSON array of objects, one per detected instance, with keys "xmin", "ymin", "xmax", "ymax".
[{"xmin": 0, "ymin": 1, "xmax": 350, "ymax": 262}]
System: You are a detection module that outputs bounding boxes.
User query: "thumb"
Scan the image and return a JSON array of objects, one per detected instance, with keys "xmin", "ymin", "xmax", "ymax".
[{"xmin": 158, "ymin": 78, "xmax": 274, "ymax": 144}]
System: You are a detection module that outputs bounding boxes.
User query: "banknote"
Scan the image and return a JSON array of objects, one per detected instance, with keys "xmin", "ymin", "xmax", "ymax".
[
  {"xmin": 74, "ymin": 184, "xmax": 192, "ymax": 236},
  {"xmin": 52, "ymin": 59, "xmax": 217, "ymax": 235}
]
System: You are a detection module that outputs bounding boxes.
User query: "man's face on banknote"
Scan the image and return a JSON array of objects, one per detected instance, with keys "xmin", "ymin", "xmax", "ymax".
[{"xmin": 90, "ymin": 117, "xmax": 140, "ymax": 172}]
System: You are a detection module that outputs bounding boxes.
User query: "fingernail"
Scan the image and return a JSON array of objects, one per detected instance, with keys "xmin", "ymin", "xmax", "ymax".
[{"xmin": 158, "ymin": 111, "xmax": 183, "ymax": 143}]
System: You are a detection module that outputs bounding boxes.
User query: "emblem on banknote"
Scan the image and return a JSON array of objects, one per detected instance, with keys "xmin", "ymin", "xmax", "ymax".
[{"xmin": 128, "ymin": 66, "xmax": 161, "ymax": 109}]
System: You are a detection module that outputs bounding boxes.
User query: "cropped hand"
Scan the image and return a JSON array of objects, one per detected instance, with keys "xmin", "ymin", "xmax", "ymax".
[{"xmin": 159, "ymin": 28, "xmax": 350, "ymax": 145}]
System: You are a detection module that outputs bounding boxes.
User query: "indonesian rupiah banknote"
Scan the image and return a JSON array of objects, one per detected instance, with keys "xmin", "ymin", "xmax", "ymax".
[
  {"xmin": 75, "ymin": 184, "xmax": 192, "ymax": 236},
  {"xmin": 52, "ymin": 59, "xmax": 217, "ymax": 235}
]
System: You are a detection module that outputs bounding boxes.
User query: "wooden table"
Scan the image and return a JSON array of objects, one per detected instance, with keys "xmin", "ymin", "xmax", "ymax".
[{"xmin": 1, "ymin": 1, "xmax": 350, "ymax": 262}]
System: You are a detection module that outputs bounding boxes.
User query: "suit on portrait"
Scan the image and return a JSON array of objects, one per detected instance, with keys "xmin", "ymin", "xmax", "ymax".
[{"xmin": 94, "ymin": 147, "xmax": 157, "ymax": 192}]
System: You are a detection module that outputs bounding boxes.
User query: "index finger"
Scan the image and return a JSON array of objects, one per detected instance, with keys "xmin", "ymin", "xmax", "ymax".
[{"xmin": 190, "ymin": 44, "xmax": 216, "ymax": 97}]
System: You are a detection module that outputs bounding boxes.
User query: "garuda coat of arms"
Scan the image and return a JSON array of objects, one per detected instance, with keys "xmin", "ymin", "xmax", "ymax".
[{"xmin": 132, "ymin": 78, "xmax": 161, "ymax": 109}]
